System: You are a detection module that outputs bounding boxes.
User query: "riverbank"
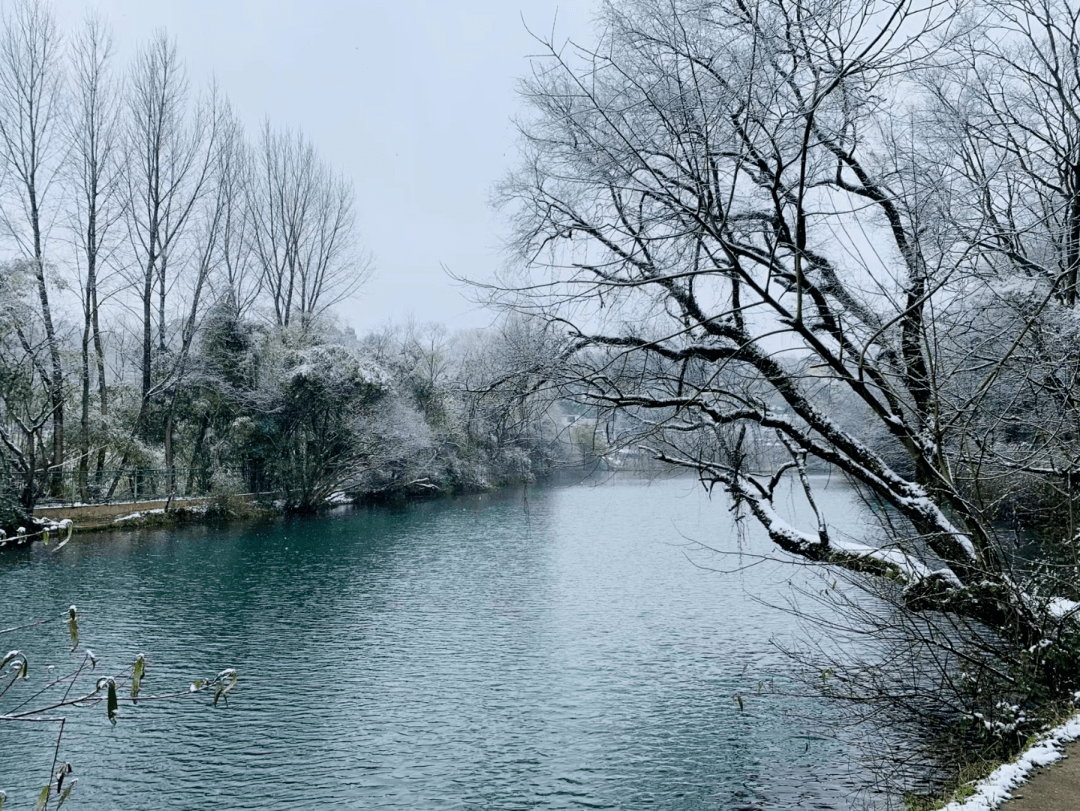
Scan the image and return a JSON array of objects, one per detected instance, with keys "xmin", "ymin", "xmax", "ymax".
[
  {"xmin": 27, "ymin": 488, "xmax": 508, "ymax": 536},
  {"xmin": 930, "ymin": 715, "xmax": 1080, "ymax": 810},
  {"xmin": 28, "ymin": 468, "xmax": 608, "ymax": 535},
  {"xmin": 33, "ymin": 493, "xmax": 272, "ymax": 531}
]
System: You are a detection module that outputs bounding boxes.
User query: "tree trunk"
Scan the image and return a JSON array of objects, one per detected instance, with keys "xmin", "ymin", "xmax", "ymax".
[
  {"xmin": 163, "ymin": 409, "xmax": 175, "ymax": 498},
  {"xmin": 79, "ymin": 317, "xmax": 91, "ymax": 503},
  {"xmin": 142, "ymin": 256, "xmax": 154, "ymax": 401},
  {"xmin": 92, "ymin": 271, "xmax": 108, "ymax": 485},
  {"xmin": 186, "ymin": 410, "xmax": 211, "ymax": 494}
]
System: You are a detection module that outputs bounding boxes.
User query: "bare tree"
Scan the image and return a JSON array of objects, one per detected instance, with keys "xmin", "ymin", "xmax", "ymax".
[
  {"xmin": 214, "ymin": 114, "xmax": 259, "ymax": 319},
  {"xmin": 158, "ymin": 98, "xmax": 240, "ymax": 494},
  {"xmin": 455, "ymin": 314, "xmax": 567, "ymax": 474},
  {"xmin": 102, "ymin": 32, "xmax": 227, "ymax": 501},
  {"xmin": 913, "ymin": 0, "xmax": 1080, "ymax": 543},
  {"xmin": 122, "ymin": 30, "xmax": 217, "ymax": 408},
  {"xmin": 0, "ymin": 0, "xmax": 67, "ymax": 481},
  {"xmin": 246, "ymin": 121, "xmax": 370, "ymax": 329},
  {"xmin": 929, "ymin": 0, "xmax": 1080, "ymax": 306},
  {"xmin": 67, "ymin": 11, "xmax": 122, "ymax": 498},
  {"xmin": 497, "ymin": 0, "xmax": 1080, "ymax": 782}
]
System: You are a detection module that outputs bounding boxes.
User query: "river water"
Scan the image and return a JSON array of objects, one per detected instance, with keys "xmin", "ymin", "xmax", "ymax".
[{"xmin": 0, "ymin": 474, "xmax": 885, "ymax": 809}]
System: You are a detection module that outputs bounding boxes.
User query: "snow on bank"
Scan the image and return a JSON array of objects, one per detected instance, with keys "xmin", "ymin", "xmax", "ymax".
[
  {"xmin": 942, "ymin": 713, "xmax": 1080, "ymax": 810},
  {"xmin": 113, "ymin": 508, "xmax": 166, "ymax": 522},
  {"xmin": 111, "ymin": 504, "xmax": 210, "ymax": 523}
]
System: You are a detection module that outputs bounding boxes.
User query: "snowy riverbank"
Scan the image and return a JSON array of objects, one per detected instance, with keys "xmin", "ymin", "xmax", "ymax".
[{"xmin": 942, "ymin": 713, "xmax": 1080, "ymax": 810}]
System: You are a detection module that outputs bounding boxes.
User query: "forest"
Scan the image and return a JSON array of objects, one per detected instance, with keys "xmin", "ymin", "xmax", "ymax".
[{"xmin": 0, "ymin": 2, "xmax": 575, "ymax": 526}]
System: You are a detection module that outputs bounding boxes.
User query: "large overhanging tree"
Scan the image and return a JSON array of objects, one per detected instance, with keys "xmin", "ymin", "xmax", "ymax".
[{"xmin": 497, "ymin": 0, "xmax": 1080, "ymax": 767}]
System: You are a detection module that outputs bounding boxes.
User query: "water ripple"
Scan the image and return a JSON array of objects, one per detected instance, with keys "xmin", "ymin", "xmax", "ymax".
[{"xmin": 0, "ymin": 476, "xmax": 876, "ymax": 809}]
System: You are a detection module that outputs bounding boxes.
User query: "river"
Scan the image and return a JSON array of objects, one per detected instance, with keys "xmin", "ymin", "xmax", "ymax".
[{"xmin": 0, "ymin": 473, "xmax": 884, "ymax": 809}]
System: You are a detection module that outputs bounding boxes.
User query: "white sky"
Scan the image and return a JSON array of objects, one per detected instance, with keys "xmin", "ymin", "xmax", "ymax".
[{"xmin": 46, "ymin": 0, "xmax": 601, "ymax": 333}]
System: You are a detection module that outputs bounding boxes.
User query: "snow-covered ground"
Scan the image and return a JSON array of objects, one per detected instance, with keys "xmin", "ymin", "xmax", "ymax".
[{"xmin": 943, "ymin": 713, "xmax": 1080, "ymax": 810}]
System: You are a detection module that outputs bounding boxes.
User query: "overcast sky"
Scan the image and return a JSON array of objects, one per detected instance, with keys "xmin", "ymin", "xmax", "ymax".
[{"xmin": 46, "ymin": 0, "xmax": 600, "ymax": 333}]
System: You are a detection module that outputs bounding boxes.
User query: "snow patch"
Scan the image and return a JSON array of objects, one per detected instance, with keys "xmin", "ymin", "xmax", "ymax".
[
  {"xmin": 828, "ymin": 537, "xmax": 932, "ymax": 579},
  {"xmin": 941, "ymin": 713, "xmax": 1080, "ymax": 810},
  {"xmin": 1048, "ymin": 597, "xmax": 1080, "ymax": 619},
  {"xmin": 756, "ymin": 498, "xmax": 821, "ymax": 549},
  {"xmin": 113, "ymin": 508, "xmax": 166, "ymax": 523}
]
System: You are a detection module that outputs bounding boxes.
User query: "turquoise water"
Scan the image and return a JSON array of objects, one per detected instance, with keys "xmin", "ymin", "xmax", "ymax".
[{"xmin": 0, "ymin": 474, "xmax": 878, "ymax": 809}]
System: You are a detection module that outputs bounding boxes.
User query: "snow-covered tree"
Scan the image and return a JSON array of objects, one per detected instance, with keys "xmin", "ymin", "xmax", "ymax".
[
  {"xmin": 246, "ymin": 333, "xmax": 391, "ymax": 510},
  {"xmin": 495, "ymin": 0, "xmax": 1080, "ymax": 780}
]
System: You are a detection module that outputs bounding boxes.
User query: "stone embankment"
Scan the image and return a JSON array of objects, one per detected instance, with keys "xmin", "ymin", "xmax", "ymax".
[{"xmin": 34, "ymin": 493, "xmax": 266, "ymax": 531}]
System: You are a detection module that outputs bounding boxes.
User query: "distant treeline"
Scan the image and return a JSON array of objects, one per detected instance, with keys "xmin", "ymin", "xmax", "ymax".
[{"xmin": 0, "ymin": 2, "xmax": 587, "ymax": 525}]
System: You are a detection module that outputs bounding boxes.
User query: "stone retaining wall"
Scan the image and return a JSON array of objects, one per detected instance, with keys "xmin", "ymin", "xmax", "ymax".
[{"xmin": 34, "ymin": 493, "xmax": 267, "ymax": 529}]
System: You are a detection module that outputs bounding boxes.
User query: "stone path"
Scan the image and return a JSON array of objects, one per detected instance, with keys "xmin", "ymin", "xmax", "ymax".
[{"xmin": 999, "ymin": 740, "xmax": 1080, "ymax": 810}]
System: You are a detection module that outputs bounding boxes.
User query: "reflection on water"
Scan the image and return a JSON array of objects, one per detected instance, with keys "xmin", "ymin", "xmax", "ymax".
[{"xmin": 0, "ymin": 474, "xmax": 881, "ymax": 809}]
